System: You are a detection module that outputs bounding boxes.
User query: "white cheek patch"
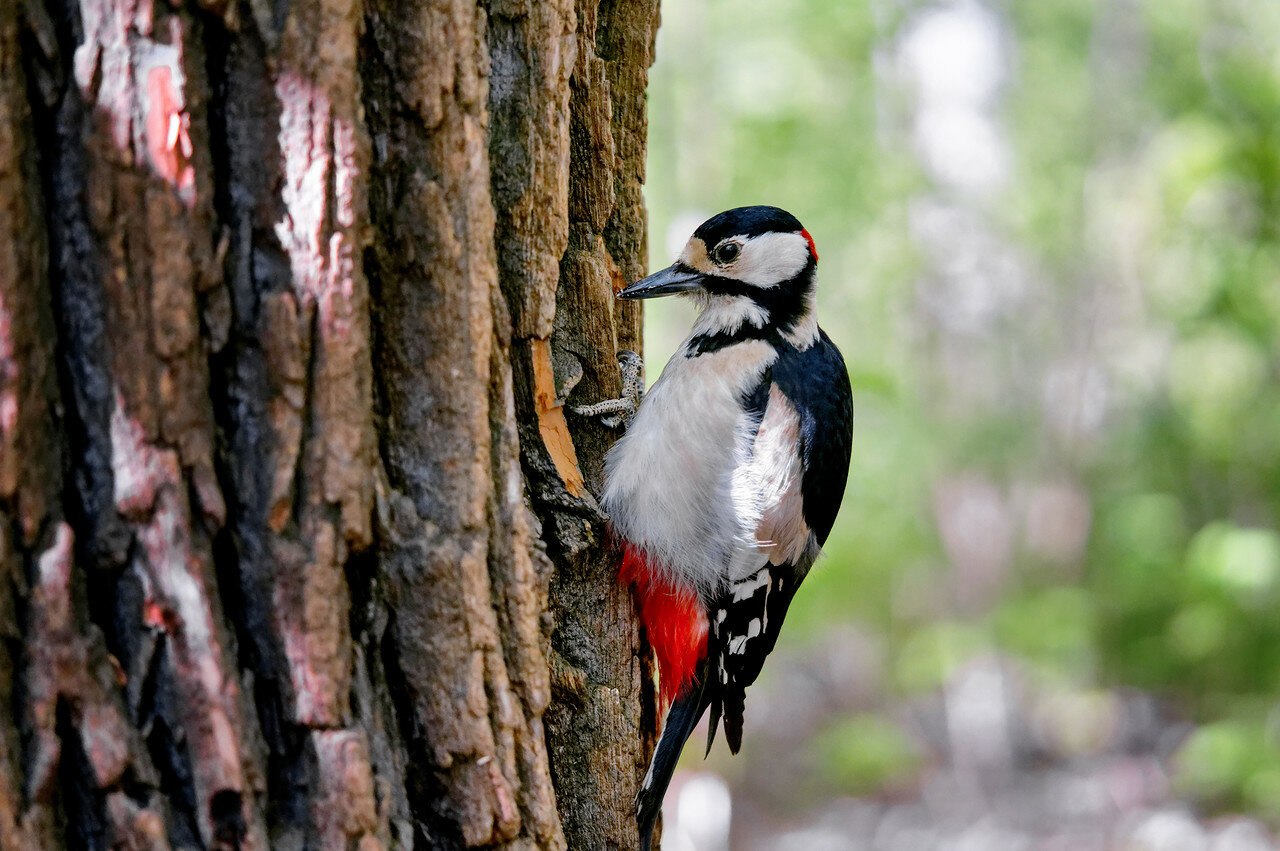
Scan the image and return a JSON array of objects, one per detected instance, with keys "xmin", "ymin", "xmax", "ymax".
[{"xmin": 730, "ymin": 231, "xmax": 811, "ymax": 288}]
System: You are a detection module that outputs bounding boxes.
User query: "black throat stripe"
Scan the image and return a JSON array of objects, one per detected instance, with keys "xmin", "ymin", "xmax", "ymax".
[
  {"xmin": 697, "ymin": 267, "xmax": 814, "ymax": 341},
  {"xmin": 686, "ymin": 325, "xmax": 784, "ymax": 357}
]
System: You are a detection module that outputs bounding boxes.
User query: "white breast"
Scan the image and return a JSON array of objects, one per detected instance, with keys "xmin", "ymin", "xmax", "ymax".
[{"xmin": 602, "ymin": 339, "xmax": 778, "ymax": 596}]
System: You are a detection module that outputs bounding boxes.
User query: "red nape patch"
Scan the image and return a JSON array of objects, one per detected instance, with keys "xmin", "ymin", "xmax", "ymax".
[
  {"xmin": 619, "ymin": 543, "xmax": 708, "ymax": 709},
  {"xmin": 800, "ymin": 228, "xmax": 819, "ymax": 263}
]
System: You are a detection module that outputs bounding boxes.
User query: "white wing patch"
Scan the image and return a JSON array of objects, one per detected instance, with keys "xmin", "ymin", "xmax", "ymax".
[
  {"xmin": 732, "ymin": 386, "xmax": 816, "ymax": 578},
  {"xmin": 731, "ymin": 569, "xmax": 770, "ymax": 601}
]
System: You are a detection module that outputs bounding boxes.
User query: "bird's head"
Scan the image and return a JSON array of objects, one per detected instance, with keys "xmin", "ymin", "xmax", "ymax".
[{"xmin": 619, "ymin": 206, "xmax": 819, "ymax": 342}]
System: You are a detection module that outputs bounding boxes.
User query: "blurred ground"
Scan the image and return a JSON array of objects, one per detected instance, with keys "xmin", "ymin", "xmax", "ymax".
[
  {"xmin": 643, "ymin": 0, "xmax": 1280, "ymax": 847},
  {"xmin": 667, "ymin": 655, "xmax": 1273, "ymax": 849}
]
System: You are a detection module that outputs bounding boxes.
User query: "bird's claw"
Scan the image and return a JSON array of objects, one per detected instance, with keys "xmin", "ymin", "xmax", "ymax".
[{"xmin": 572, "ymin": 350, "xmax": 645, "ymax": 429}]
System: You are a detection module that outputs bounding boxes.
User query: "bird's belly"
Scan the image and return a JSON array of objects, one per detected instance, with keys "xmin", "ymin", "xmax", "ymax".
[{"xmin": 602, "ymin": 342, "xmax": 775, "ymax": 595}]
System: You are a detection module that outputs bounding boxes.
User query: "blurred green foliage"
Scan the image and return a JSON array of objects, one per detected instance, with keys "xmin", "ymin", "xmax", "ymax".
[
  {"xmin": 810, "ymin": 714, "xmax": 923, "ymax": 796},
  {"xmin": 646, "ymin": 0, "xmax": 1280, "ymax": 823}
]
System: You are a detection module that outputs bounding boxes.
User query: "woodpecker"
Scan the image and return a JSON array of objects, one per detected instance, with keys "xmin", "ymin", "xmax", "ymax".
[{"xmin": 576, "ymin": 206, "xmax": 854, "ymax": 849}]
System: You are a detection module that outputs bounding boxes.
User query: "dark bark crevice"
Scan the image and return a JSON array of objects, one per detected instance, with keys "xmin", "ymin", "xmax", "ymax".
[
  {"xmin": 140, "ymin": 638, "xmax": 206, "ymax": 848},
  {"xmin": 377, "ymin": 607, "xmax": 466, "ymax": 851},
  {"xmin": 55, "ymin": 698, "xmax": 106, "ymax": 851},
  {"xmin": 25, "ymin": 0, "xmax": 130, "ymax": 573}
]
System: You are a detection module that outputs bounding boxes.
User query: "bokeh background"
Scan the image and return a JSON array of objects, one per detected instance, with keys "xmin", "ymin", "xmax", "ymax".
[{"xmin": 642, "ymin": 1, "xmax": 1280, "ymax": 848}]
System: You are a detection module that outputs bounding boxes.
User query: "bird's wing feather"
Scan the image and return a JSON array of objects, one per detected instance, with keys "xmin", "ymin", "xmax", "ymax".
[
  {"xmin": 751, "ymin": 384, "xmax": 819, "ymax": 567},
  {"xmin": 779, "ymin": 329, "xmax": 855, "ymax": 544}
]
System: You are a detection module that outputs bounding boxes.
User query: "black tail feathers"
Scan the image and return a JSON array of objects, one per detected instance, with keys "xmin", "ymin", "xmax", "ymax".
[
  {"xmin": 703, "ymin": 684, "xmax": 747, "ymax": 758},
  {"xmin": 637, "ymin": 664, "xmax": 711, "ymax": 851},
  {"xmin": 723, "ymin": 687, "xmax": 745, "ymax": 755}
]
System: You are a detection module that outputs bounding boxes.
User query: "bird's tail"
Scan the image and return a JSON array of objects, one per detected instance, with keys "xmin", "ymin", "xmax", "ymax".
[{"xmin": 637, "ymin": 661, "xmax": 710, "ymax": 851}]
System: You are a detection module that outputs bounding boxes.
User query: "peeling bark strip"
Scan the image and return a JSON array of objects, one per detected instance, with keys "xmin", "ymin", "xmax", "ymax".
[{"xmin": 2, "ymin": 0, "xmax": 660, "ymax": 847}]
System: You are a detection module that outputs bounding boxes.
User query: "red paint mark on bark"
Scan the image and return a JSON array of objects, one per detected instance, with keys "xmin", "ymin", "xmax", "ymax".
[
  {"xmin": 145, "ymin": 65, "xmax": 194, "ymax": 199},
  {"xmin": 143, "ymin": 600, "xmax": 168, "ymax": 632}
]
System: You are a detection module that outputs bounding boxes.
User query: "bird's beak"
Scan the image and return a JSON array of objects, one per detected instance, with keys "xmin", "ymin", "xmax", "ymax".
[{"xmin": 617, "ymin": 264, "xmax": 703, "ymax": 299}]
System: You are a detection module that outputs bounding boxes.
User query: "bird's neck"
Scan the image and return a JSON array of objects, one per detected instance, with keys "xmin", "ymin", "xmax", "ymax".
[
  {"xmin": 781, "ymin": 290, "xmax": 819, "ymax": 348},
  {"xmin": 687, "ymin": 287, "xmax": 818, "ymax": 354},
  {"xmin": 691, "ymin": 295, "xmax": 770, "ymax": 338}
]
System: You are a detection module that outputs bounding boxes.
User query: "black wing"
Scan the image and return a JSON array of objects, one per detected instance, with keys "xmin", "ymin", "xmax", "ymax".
[{"xmin": 706, "ymin": 329, "xmax": 854, "ymax": 753}]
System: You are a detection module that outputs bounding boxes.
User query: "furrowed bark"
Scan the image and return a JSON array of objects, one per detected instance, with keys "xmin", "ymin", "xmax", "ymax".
[
  {"xmin": 205, "ymin": 0, "xmax": 385, "ymax": 847},
  {"xmin": 360, "ymin": 0, "xmax": 568, "ymax": 845},
  {"xmin": 10, "ymin": 0, "xmax": 274, "ymax": 846},
  {"xmin": 2, "ymin": 0, "xmax": 662, "ymax": 846},
  {"xmin": 1, "ymin": 5, "xmax": 68, "ymax": 846},
  {"xmin": 518, "ymin": 1, "xmax": 662, "ymax": 848}
]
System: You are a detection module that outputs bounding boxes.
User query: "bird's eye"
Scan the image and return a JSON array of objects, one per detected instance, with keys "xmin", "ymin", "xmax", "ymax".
[{"xmin": 714, "ymin": 242, "xmax": 741, "ymax": 264}]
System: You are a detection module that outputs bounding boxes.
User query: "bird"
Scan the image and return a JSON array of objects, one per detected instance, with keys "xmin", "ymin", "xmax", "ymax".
[{"xmin": 575, "ymin": 205, "xmax": 854, "ymax": 849}]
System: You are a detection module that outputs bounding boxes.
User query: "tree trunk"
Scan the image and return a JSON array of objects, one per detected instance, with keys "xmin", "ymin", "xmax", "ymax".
[{"xmin": 0, "ymin": 0, "xmax": 659, "ymax": 847}]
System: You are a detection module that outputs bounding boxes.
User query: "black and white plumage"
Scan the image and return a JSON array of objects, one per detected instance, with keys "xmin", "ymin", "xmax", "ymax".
[{"xmin": 580, "ymin": 206, "xmax": 854, "ymax": 849}]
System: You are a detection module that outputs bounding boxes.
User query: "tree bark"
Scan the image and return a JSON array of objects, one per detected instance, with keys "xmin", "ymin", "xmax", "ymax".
[{"xmin": 0, "ymin": 0, "xmax": 660, "ymax": 847}]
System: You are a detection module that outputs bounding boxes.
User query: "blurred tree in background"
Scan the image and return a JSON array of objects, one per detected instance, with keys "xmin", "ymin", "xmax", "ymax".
[{"xmin": 645, "ymin": 0, "xmax": 1280, "ymax": 846}]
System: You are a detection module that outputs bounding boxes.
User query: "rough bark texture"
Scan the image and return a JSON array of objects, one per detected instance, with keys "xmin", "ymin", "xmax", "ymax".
[{"xmin": 0, "ymin": 0, "xmax": 661, "ymax": 847}]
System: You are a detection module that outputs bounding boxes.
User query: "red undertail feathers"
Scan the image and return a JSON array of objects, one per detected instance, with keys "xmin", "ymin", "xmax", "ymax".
[{"xmin": 619, "ymin": 543, "xmax": 708, "ymax": 709}]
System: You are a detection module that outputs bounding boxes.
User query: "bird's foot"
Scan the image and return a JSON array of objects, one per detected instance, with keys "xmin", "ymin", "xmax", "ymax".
[{"xmin": 573, "ymin": 350, "xmax": 644, "ymax": 429}]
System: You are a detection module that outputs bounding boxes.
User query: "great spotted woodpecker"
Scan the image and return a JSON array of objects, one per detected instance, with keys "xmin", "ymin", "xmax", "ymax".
[{"xmin": 577, "ymin": 206, "xmax": 854, "ymax": 848}]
